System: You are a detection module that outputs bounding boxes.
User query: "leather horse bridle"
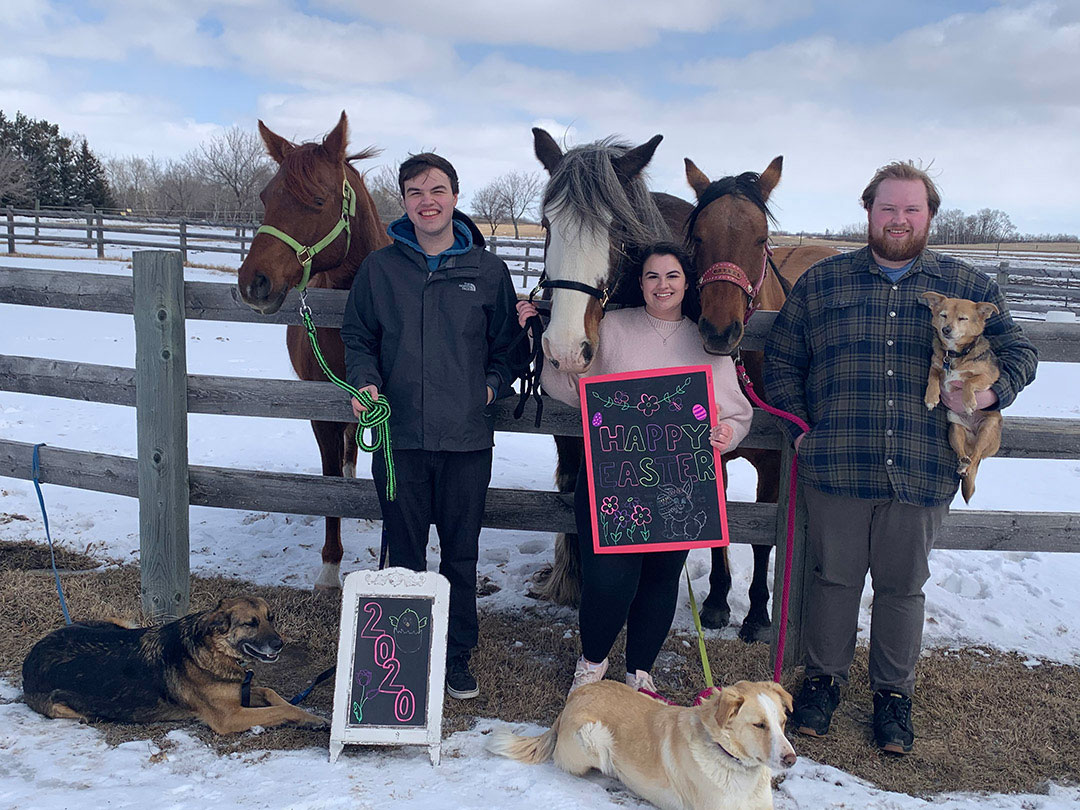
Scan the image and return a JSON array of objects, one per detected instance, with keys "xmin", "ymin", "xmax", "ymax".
[{"xmin": 696, "ymin": 244, "xmax": 773, "ymax": 325}]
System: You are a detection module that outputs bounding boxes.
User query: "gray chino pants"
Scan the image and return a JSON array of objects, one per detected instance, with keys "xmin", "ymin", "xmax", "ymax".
[{"xmin": 801, "ymin": 485, "xmax": 950, "ymax": 695}]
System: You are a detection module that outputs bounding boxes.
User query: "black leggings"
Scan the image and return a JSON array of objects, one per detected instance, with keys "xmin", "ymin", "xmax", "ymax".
[{"xmin": 574, "ymin": 467, "xmax": 689, "ymax": 674}]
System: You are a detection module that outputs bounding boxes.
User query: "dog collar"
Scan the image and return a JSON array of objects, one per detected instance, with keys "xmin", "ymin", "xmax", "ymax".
[{"xmin": 716, "ymin": 740, "xmax": 743, "ymax": 765}]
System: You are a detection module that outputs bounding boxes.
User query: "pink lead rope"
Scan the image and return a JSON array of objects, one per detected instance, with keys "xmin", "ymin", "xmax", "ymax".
[{"xmin": 733, "ymin": 358, "xmax": 809, "ymax": 684}]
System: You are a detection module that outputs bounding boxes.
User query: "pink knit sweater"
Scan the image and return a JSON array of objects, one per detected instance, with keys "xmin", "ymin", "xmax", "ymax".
[{"xmin": 541, "ymin": 308, "xmax": 753, "ymax": 450}]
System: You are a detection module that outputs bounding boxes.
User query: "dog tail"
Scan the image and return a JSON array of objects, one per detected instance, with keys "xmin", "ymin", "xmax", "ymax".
[{"xmin": 487, "ymin": 717, "xmax": 559, "ymax": 764}]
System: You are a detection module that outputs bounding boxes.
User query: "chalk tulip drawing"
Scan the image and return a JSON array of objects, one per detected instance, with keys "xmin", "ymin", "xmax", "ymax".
[{"xmin": 579, "ymin": 365, "xmax": 729, "ymax": 554}]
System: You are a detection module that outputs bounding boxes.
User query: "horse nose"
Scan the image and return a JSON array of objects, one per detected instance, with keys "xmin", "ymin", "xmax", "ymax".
[
  {"xmin": 699, "ymin": 318, "xmax": 743, "ymax": 355},
  {"xmin": 581, "ymin": 341, "xmax": 594, "ymax": 367},
  {"xmin": 249, "ymin": 272, "xmax": 272, "ymax": 302},
  {"xmin": 781, "ymin": 751, "xmax": 797, "ymax": 768}
]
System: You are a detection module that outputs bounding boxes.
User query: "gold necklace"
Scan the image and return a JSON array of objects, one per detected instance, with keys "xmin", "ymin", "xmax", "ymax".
[{"xmin": 642, "ymin": 308, "xmax": 684, "ymax": 344}]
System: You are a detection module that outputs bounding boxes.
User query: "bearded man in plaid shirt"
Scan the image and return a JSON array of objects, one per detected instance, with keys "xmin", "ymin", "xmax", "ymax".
[{"xmin": 764, "ymin": 162, "xmax": 1037, "ymax": 754}]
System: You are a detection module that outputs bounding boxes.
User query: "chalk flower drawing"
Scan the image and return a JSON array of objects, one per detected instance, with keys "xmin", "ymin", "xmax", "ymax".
[
  {"xmin": 352, "ymin": 668, "xmax": 374, "ymax": 723},
  {"xmin": 601, "ymin": 496, "xmax": 619, "ymax": 515},
  {"xmin": 637, "ymin": 393, "xmax": 661, "ymax": 416},
  {"xmin": 592, "ymin": 377, "xmax": 692, "ymax": 413},
  {"xmin": 631, "ymin": 505, "xmax": 652, "ymax": 526}
]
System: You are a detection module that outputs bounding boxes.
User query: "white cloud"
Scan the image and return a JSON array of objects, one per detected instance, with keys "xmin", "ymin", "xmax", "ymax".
[{"xmin": 317, "ymin": 0, "xmax": 809, "ymax": 51}]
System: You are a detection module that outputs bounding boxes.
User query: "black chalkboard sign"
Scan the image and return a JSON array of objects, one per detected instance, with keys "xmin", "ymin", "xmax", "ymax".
[
  {"xmin": 330, "ymin": 569, "xmax": 449, "ymax": 764},
  {"xmin": 347, "ymin": 596, "xmax": 430, "ymax": 727},
  {"xmin": 580, "ymin": 365, "xmax": 729, "ymax": 554}
]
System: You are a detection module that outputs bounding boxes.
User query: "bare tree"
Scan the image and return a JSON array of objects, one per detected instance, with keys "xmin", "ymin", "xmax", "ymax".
[
  {"xmin": 0, "ymin": 145, "xmax": 32, "ymax": 205},
  {"xmin": 494, "ymin": 171, "xmax": 542, "ymax": 238},
  {"xmin": 192, "ymin": 126, "xmax": 273, "ymax": 217},
  {"xmin": 104, "ymin": 155, "xmax": 163, "ymax": 213},
  {"xmin": 365, "ymin": 163, "xmax": 404, "ymax": 223},
  {"xmin": 471, "ymin": 180, "xmax": 509, "ymax": 236}
]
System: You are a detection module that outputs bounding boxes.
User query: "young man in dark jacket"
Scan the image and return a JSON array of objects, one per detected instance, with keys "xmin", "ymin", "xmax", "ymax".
[
  {"xmin": 341, "ymin": 153, "xmax": 521, "ymax": 699},
  {"xmin": 764, "ymin": 162, "xmax": 1037, "ymax": 753}
]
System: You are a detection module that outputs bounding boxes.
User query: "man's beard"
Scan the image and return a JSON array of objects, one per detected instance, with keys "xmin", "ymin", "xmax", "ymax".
[{"xmin": 868, "ymin": 224, "xmax": 929, "ymax": 263}]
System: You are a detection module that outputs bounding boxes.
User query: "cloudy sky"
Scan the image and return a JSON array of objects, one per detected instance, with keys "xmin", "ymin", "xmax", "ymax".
[{"xmin": 2, "ymin": 0, "xmax": 1077, "ymax": 235}]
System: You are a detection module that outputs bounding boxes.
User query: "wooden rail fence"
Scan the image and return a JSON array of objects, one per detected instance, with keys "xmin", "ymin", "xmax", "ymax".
[{"xmin": 1, "ymin": 252, "xmax": 1079, "ymax": 667}]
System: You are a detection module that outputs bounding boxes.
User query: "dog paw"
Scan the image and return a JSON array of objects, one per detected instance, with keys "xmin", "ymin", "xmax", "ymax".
[
  {"xmin": 925, "ymin": 401, "xmax": 937, "ymax": 411},
  {"xmin": 299, "ymin": 714, "xmax": 330, "ymax": 730},
  {"xmin": 957, "ymin": 457, "xmax": 971, "ymax": 476}
]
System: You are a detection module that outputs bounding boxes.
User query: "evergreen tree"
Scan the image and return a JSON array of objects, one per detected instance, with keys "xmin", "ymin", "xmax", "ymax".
[{"xmin": 0, "ymin": 110, "xmax": 114, "ymax": 208}]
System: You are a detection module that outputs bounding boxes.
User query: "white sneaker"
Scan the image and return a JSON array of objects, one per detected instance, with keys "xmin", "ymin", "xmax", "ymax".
[
  {"xmin": 626, "ymin": 669, "xmax": 658, "ymax": 694},
  {"xmin": 570, "ymin": 656, "xmax": 609, "ymax": 693}
]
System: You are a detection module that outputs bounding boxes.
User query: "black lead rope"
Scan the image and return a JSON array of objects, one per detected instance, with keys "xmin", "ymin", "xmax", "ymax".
[
  {"xmin": 508, "ymin": 312, "xmax": 545, "ymax": 428},
  {"xmin": 288, "ymin": 665, "xmax": 338, "ymax": 706},
  {"xmin": 241, "ymin": 669, "xmax": 254, "ymax": 708}
]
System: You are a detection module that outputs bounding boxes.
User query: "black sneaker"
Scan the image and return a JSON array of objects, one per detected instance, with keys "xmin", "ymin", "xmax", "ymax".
[
  {"xmin": 446, "ymin": 654, "xmax": 479, "ymax": 699},
  {"xmin": 873, "ymin": 690, "xmax": 914, "ymax": 754},
  {"xmin": 790, "ymin": 675, "xmax": 840, "ymax": 737}
]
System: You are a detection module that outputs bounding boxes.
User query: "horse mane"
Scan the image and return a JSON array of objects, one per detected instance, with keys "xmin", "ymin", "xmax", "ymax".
[
  {"xmin": 684, "ymin": 172, "xmax": 777, "ymax": 244},
  {"xmin": 542, "ymin": 137, "xmax": 671, "ymax": 248},
  {"xmin": 279, "ymin": 143, "xmax": 381, "ymax": 208}
]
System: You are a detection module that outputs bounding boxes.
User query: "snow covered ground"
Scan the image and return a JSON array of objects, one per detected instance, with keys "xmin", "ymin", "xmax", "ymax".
[{"xmin": 1, "ymin": 252, "xmax": 1078, "ymax": 809}]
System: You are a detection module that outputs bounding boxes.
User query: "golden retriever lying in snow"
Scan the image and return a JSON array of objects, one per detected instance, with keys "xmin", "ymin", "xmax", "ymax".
[{"xmin": 489, "ymin": 680, "xmax": 796, "ymax": 810}]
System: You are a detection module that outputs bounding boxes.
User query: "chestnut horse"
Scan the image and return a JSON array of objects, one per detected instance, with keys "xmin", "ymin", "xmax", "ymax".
[
  {"xmin": 685, "ymin": 155, "xmax": 836, "ymax": 640},
  {"xmin": 237, "ymin": 112, "xmax": 390, "ymax": 590}
]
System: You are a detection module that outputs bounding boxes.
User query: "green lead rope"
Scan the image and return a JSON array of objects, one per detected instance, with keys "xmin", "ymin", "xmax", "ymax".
[
  {"xmin": 685, "ymin": 565, "xmax": 715, "ymax": 690},
  {"xmin": 299, "ymin": 300, "xmax": 396, "ymax": 501}
]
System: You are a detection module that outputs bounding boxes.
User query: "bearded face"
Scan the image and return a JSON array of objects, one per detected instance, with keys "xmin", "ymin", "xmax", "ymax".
[{"xmin": 867, "ymin": 178, "xmax": 933, "ymax": 266}]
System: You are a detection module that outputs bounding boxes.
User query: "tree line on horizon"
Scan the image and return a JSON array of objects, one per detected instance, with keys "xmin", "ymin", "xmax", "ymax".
[{"xmin": 0, "ymin": 110, "xmax": 1073, "ymax": 243}]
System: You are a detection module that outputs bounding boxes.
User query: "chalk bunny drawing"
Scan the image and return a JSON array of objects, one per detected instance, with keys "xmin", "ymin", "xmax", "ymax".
[{"xmin": 655, "ymin": 479, "xmax": 707, "ymax": 541}]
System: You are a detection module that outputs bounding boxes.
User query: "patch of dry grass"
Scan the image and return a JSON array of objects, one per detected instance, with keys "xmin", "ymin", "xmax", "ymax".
[{"xmin": 1, "ymin": 541, "xmax": 1076, "ymax": 796}]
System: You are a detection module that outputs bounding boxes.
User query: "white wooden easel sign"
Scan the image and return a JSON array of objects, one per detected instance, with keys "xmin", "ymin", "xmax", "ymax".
[{"xmin": 329, "ymin": 568, "xmax": 450, "ymax": 765}]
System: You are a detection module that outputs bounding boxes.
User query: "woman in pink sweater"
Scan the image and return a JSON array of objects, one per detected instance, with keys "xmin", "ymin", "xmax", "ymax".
[{"xmin": 516, "ymin": 243, "xmax": 753, "ymax": 695}]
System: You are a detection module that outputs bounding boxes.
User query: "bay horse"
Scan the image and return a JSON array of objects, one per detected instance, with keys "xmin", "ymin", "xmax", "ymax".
[
  {"xmin": 684, "ymin": 155, "xmax": 837, "ymax": 640},
  {"xmin": 529, "ymin": 127, "xmax": 693, "ymax": 605},
  {"xmin": 237, "ymin": 112, "xmax": 390, "ymax": 590}
]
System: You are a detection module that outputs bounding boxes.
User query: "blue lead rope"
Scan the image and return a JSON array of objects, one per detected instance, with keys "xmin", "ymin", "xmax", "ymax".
[{"xmin": 32, "ymin": 443, "xmax": 72, "ymax": 625}]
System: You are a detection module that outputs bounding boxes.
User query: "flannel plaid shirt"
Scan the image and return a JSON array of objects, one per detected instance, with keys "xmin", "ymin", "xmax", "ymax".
[{"xmin": 764, "ymin": 246, "xmax": 1038, "ymax": 507}]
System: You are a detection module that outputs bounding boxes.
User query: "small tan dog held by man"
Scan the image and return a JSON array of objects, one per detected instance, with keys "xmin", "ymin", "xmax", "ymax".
[
  {"xmin": 489, "ymin": 680, "xmax": 796, "ymax": 810},
  {"xmin": 764, "ymin": 161, "xmax": 1037, "ymax": 753},
  {"xmin": 22, "ymin": 596, "xmax": 328, "ymax": 734},
  {"xmin": 921, "ymin": 291, "xmax": 1004, "ymax": 503}
]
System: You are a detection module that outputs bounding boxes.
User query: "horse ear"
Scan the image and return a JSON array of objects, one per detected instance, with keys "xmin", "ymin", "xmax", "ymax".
[
  {"xmin": 613, "ymin": 134, "xmax": 663, "ymax": 182},
  {"xmin": 258, "ymin": 120, "xmax": 294, "ymax": 165},
  {"xmin": 758, "ymin": 156, "xmax": 783, "ymax": 201},
  {"xmin": 533, "ymin": 127, "xmax": 563, "ymax": 175},
  {"xmin": 322, "ymin": 111, "xmax": 349, "ymax": 163},
  {"xmin": 684, "ymin": 158, "xmax": 711, "ymax": 199}
]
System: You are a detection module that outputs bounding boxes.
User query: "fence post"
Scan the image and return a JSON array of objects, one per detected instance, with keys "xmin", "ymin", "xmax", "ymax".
[
  {"xmin": 997, "ymin": 261, "xmax": 1010, "ymax": 293},
  {"xmin": 488, "ymin": 235, "xmax": 498, "ymax": 256},
  {"xmin": 239, "ymin": 224, "xmax": 247, "ymax": 262},
  {"xmin": 95, "ymin": 214, "xmax": 104, "ymax": 259},
  {"xmin": 5, "ymin": 206, "xmax": 13, "ymax": 254},
  {"xmin": 771, "ymin": 439, "xmax": 810, "ymax": 673},
  {"xmin": 34, "ymin": 199, "xmax": 40, "ymax": 241},
  {"xmin": 133, "ymin": 250, "xmax": 190, "ymax": 622},
  {"xmin": 84, "ymin": 204, "xmax": 93, "ymax": 248},
  {"xmin": 523, "ymin": 242, "xmax": 531, "ymax": 285},
  {"xmin": 179, "ymin": 219, "xmax": 188, "ymax": 264}
]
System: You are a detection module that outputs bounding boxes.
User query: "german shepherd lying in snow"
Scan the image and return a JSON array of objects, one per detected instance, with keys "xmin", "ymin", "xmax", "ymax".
[
  {"xmin": 921, "ymin": 291, "xmax": 1004, "ymax": 503},
  {"xmin": 489, "ymin": 680, "xmax": 796, "ymax": 810},
  {"xmin": 22, "ymin": 596, "xmax": 328, "ymax": 734}
]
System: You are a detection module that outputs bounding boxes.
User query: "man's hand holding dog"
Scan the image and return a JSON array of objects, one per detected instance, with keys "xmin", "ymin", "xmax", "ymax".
[{"xmin": 940, "ymin": 381, "xmax": 997, "ymax": 414}]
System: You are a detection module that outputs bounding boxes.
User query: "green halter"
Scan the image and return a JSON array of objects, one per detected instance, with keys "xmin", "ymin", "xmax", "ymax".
[{"xmin": 256, "ymin": 176, "xmax": 358, "ymax": 293}]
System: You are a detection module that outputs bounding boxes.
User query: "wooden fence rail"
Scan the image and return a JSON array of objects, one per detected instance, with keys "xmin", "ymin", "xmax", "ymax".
[{"xmin": 1, "ymin": 252, "xmax": 1079, "ymax": 666}]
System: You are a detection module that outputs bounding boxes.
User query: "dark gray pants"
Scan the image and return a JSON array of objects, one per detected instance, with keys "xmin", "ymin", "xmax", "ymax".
[{"xmin": 802, "ymin": 485, "xmax": 949, "ymax": 695}]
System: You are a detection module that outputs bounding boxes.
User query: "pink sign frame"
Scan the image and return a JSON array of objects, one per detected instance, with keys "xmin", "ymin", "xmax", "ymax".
[{"xmin": 579, "ymin": 364, "xmax": 730, "ymax": 555}]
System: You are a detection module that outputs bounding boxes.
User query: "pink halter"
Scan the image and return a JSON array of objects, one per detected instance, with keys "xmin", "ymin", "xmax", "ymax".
[{"xmin": 696, "ymin": 244, "xmax": 773, "ymax": 324}]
